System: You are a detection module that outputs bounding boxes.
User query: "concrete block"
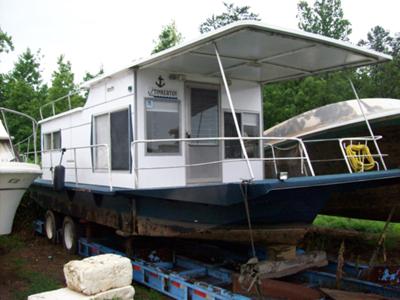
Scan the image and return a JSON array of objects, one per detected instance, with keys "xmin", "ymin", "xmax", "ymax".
[
  {"xmin": 64, "ymin": 254, "xmax": 132, "ymax": 295},
  {"xmin": 28, "ymin": 286, "xmax": 135, "ymax": 300}
]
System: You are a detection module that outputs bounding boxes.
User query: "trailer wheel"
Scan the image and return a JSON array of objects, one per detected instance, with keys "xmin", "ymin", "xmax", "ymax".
[
  {"xmin": 45, "ymin": 210, "xmax": 59, "ymax": 243},
  {"xmin": 62, "ymin": 216, "xmax": 79, "ymax": 254}
]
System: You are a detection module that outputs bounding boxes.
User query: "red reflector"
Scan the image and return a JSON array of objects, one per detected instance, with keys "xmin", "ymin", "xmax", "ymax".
[
  {"xmin": 194, "ymin": 290, "xmax": 207, "ymax": 298},
  {"xmin": 149, "ymin": 272, "xmax": 158, "ymax": 278},
  {"xmin": 171, "ymin": 281, "xmax": 181, "ymax": 288},
  {"xmin": 133, "ymin": 265, "xmax": 141, "ymax": 271}
]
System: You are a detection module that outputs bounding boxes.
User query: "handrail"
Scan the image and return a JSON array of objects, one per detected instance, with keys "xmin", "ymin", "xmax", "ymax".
[
  {"xmin": 42, "ymin": 144, "xmax": 113, "ymax": 191},
  {"xmin": 39, "ymin": 90, "xmax": 84, "ymax": 120},
  {"xmin": 131, "ymin": 136, "xmax": 315, "ymax": 188},
  {"xmin": 0, "ymin": 107, "xmax": 38, "ymax": 164}
]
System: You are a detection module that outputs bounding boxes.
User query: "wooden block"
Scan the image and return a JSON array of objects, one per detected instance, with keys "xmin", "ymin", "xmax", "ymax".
[
  {"xmin": 232, "ymin": 274, "xmax": 323, "ymax": 300},
  {"xmin": 267, "ymin": 244, "xmax": 296, "ymax": 260},
  {"xmin": 321, "ymin": 288, "xmax": 391, "ymax": 300}
]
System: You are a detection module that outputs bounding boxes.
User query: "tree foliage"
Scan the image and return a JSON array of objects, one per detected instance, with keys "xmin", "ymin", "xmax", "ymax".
[
  {"xmin": 264, "ymin": 0, "xmax": 353, "ymax": 128},
  {"xmin": 199, "ymin": 2, "xmax": 260, "ymax": 34},
  {"xmin": 297, "ymin": 0, "xmax": 351, "ymax": 40},
  {"xmin": 152, "ymin": 21, "xmax": 182, "ymax": 54},
  {"xmin": 46, "ymin": 55, "xmax": 84, "ymax": 114},
  {"xmin": 0, "ymin": 27, "xmax": 14, "ymax": 55},
  {"xmin": 356, "ymin": 27, "xmax": 400, "ymax": 100},
  {"xmin": 1, "ymin": 48, "xmax": 47, "ymax": 144}
]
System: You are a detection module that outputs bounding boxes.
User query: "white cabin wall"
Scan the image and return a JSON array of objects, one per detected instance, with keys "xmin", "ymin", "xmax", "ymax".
[
  {"xmin": 136, "ymin": 69, "xmax": 186, "ymax": 188},
  {"xmin": 40, "ymin": 66, "xmax": 263, "ymax": 189},
  {"xmin": 40, "ymin": 69, "xmax": 135, "ymax": 188},
  {"xmin": 135, "ymin": 69, "xmax": 263, "ymax": 187},
  {"xmin": 220, "ymin": 80, "xmax": 263, "ymax": 182}
]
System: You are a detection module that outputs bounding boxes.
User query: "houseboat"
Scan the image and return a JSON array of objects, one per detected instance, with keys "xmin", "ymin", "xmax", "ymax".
[
  {"xmin": 29, "ymin": 21, "xmax": 400, "ymax": 251},
  {"xmin": 264, "ymin": 98, "xmax": 400, "ymax": 221}
]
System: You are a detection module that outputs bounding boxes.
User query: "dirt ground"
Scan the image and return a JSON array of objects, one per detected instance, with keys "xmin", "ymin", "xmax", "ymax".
[
  {"xmin": 0, "ymin": 229, "xmax": 166, "ymax": 300},
  {"xmin": 0, "ymin": 230, "xmax": 75, "ymax": 299}
]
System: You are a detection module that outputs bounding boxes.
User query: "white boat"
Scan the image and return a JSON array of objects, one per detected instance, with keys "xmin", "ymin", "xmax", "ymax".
[
  {"xmin": 0, "ymin": 109, "xmax": 42, "ymax": 235},
  {"xmin": 263, "ymin": 98, "xmax": 400, "ymax": 221}
]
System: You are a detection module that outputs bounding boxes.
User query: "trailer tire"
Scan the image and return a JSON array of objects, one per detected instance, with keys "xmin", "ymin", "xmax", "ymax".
[
  {"xmin": 62, "ymin": 216, "xmax": 79, "ymax": 254},
  {"xmin": 45, "ymin": 210, "xmax": 59, "ymax": 243}
]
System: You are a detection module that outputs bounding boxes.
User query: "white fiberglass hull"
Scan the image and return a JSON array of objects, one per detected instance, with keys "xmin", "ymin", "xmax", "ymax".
[{"xmin": 0, "ymin": 162, "xmax": 42, "ymax": 235}]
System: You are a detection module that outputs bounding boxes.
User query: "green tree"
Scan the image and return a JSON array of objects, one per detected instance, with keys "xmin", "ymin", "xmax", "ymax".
[
  {"xmin": 358, "ymin": 26, "xmax": 393, "ymax": 54},
  {"xmin": 0, "ymin": 27, "xmax": 14, "ymax": 55},
  {"xmin": 2, "ymin": 48, "xmax": 47, "ymax": 146},
  {"xmin": 356, "ymin": 27, "xmax": 400, "ymax": 99},
  {"xmin": 46, "ymin": 55, "xmax": 84, "ymax": 114},
  {"xmin": 297, "ymin": 0, "xmax": 351, "ymax": 40},
  {"xmin": 152, "ymin": 21, "xmax": 182, "ymax": 54},
  {"xmin": 264, "ymin": 0, "xmax": 354, "ymax": 129},
  {"xmin": 199, "ymin": 2, "xmax": 260, "ymax": 33}
]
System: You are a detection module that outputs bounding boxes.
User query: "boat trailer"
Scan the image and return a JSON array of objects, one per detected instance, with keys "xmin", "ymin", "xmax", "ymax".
[{"xmin": 34, "ymin": 220, "xmax": 400, "ymax": 299}]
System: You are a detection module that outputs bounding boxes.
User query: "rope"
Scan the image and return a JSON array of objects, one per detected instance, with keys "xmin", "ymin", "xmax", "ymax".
[
  {"xmin": 239, "ymin": 180, "xmax": 265, "ymax": 299},
  {"xmin": 240, "ymin": 180, "xmax": 256, "ymax": 257},
  {"xmin": 345, "ymin": 143, "xmax": 376, "ymax": 172}
]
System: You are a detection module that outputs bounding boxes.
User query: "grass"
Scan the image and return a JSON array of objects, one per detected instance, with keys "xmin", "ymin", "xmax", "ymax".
[
  {"xmin": 7, "ymin": 257, "xmax": 62, "ymax": 300},
  {"xmin": 134, "ymin": 285, "xmax": 164, "ymax": 300},
  {"xmin": 312, "ymin": 214, "xmax": 400, "ymax": 252},
  {"xmin": 0, "ymin": 235, "xmax": 24, "ymax": 251},
  {"xmin": 313, "ymin": 215, "xmax": 400, "ymax": 235}
]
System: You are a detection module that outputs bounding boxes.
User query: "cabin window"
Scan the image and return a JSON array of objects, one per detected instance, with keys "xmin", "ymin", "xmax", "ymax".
[
  {"xmin": 93, "ymin": 108, "xmax": 131, "ymax": 171},
  {"xmin": 224, "ymin": 112, "xmax": 260, "ymax": 159},
  {"xmin": 43, "ymin": 131, "xmax": 62, "ymax": 151},
  {"xmin": 145, "ymin": 98, "xmax": 180, "ymax": 154}
]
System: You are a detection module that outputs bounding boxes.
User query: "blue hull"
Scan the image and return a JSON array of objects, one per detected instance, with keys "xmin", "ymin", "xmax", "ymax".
[{"xmin": 30, "ymin": 170, "xmax": 400, "ymax": 238}]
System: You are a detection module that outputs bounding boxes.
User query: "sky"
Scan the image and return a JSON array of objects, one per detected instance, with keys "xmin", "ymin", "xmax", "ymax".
[{"xmin": 1, "ymin": 0, "xmax": 399, "ymax": 84}]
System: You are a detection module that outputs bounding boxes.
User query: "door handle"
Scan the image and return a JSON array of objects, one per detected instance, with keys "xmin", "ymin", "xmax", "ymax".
[{"xmin": 186, "ymin": 132, "xmax": 191, "ymax": 139}]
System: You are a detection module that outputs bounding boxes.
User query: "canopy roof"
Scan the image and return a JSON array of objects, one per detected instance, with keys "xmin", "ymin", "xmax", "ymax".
[{"xmin": 84, "ymin": 21, "xmax": 391, "ymax": 87}]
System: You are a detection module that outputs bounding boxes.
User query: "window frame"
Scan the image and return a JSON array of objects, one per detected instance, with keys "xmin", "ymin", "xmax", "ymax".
[
  {"xmin": 92, "ymin": 106, "xmax": 132, "ymax": 173},
  {"xmin": 42, "ymin": 130, "xmax": 62, "ymax": 151},
  {"xmin": 222, "ymin": 110, "xmax": 261, "ymax": 159},
  {"xmin": 144, "ymin": 97, "xmax": 182, "ymax": 156}
]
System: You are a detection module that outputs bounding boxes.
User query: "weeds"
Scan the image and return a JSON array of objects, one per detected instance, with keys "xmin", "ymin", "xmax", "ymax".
[
  {"xmin": 0, "ymin": 235, "xmax": 24, "ymax": 252},
  {"xmin": 313, "ymin": 215, "xmax": 400, "ymax": 235}
]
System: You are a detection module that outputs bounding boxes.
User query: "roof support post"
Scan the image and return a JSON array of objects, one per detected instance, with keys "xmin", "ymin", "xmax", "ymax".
[
  {"xmin": 214, "ymin": 43, "xmax": 255, "ymax": 180},
  {"xmin": 348, "ymin": 78, "xmax": 387, "ymax": 170}
]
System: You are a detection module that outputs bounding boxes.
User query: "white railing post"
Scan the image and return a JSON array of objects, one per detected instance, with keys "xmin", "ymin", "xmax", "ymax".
[
  {"xmin": 131, "ymin": 142, "xmax": 138, "ymax": 188},
  {"xmin": 340, "ymin": 139, "xmax": 354, "ymax": 173},
  {"xmin": 105, "ymin": 145, "xmax": 113, "ymax": 191},
  {"xmin": 74, "ymin": 148, "xmax": 78, "ymax": 185},
  {"xmin": 265, "ymin": 143, "xmax": 278, "ymax": 176},
  {"xmin": 297, "ymin": 139, "xmax": 315, "ymax": 176},
  {"xmin": 214, "ymin": 43, "xmax": 255, "ymax": 180}
]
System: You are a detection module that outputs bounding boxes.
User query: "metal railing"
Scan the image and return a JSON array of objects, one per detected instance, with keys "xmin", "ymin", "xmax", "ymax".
[
  {"xmin": 41, "ymin": 144, "xmax": 113, "ymax": 191},
  {"xmin": 130, "ymin": 136, "xmax": 315, "ymax": 188},
  {"xmin": 39, "ymin": 90, "xmax": 84, "ymax": 120},
  {"xmin": 0, "ymin": 107, "xmax": 38, "ymax": 164},
  {"xmin": 33, "ymin": 135, "xmax": 388, "ymax": 190}
]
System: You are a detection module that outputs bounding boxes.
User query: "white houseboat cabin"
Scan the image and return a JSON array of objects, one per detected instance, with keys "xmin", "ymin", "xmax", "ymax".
[{"xmin": 38, "ymin": 21, "xmax": 391, "ymax": 190}]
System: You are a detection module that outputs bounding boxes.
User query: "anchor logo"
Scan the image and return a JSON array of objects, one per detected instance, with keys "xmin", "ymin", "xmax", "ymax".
[{"xmin": 155, "ymin": 75, "xmax": 165, "ymax": 88}]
